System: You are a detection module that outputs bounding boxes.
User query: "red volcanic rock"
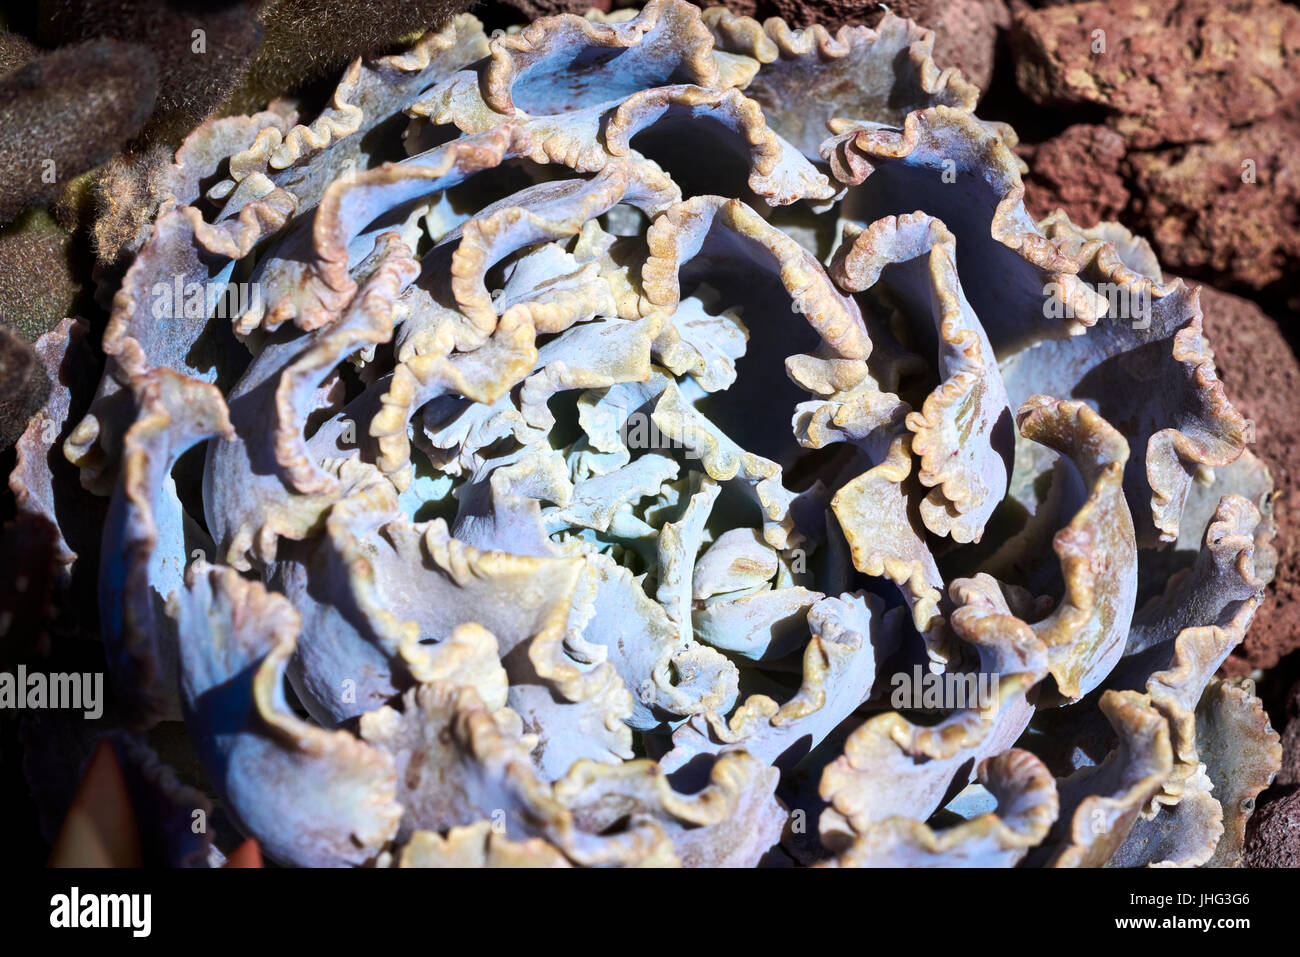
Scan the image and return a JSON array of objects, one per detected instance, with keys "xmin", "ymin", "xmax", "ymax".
[
  {"xmin": 1199, "ymin": 285, "xmax": 1300, "ymax": 677},
  {"xmin": 483, "ymin": 0, "xmax": 1010, "ymax": 93},
  {"xmin": 1011, "ymin": 0, "xmax": 1300, "ymax": 149},
  {"xmin": 1127, "ymin": 108, "xmax": 1300, "ymax": 291},
  {"xmin": 1278, "ymin": 681, "xmax": 1300, "ymax": 789},
  {"xmin": 0, "ymin": 323, "xmax": 51, "ymax": 449},
  {"xmin": 1019, "ymin": 124, "xmax": 1128, "ymax": 225},
  {"xmin": 912, "ymin": 0, "xmax": 1012, "ymax": 95},
  {"xmin": 692, "ymin": 0, "xmax": 1011, "ymax": 93},
  {"xmin": 1242, "ymin": 788, "xmax": 1300, "ymax": 867}
]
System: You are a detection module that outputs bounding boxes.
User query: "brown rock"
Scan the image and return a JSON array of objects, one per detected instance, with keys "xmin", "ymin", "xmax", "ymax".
[
  {"xmin": 0, "ymin": 514, "xmax": 59, "ymax": 666},
  {"xmin": 691, "ymin": 0, "xmax": 1010, "ymax": 94},
  {"xmin": 0, "ymin": 209, "xmax": 84, "ymax": 341},
  {"xmin": 913, "ymin": 0, "xmax": 1012, "ymax": 94},
  {"xmin": 1244, "ymin": 679, "xmax": 1297, "ymax": 866},
  {"xmin": 1242, "ymin": 788, "xmax": 1300, "ymax": 867},
  {"xmin": 1012, "ymin": 0, "xmax": 1300, "ymax": 149},
  {"xmin": 225, "ymin": 0, "xmax": 470, "ymax": 115},
  {"xmin": 1127, "ymin": 108, "xmax": 1300, "ymax": 291},
  {"xmin": 0, "ymin": 29, "xmax": 39, "ymax": 75},
  {"xmin": 1278, "ymin": 681, "xmax": 1300, "ymax": 789},
  {"xmin": 481, "ymin": 1, "xmax": 1010, "ymax": 92},
  {"xmin": 0, "ymin": 39, "xmax": 158, "ymax": 225},
  {"xmin": 1020, "ymin": 123, "xmax": 1128, "ymax": 224},
  {"xmin": 0, "ymin": 323, "xmax": 51, "ymax": 450},
  {"xmin": 1198, "ymin": 285, "xmax": 1300, "ymax": 676},
  {"xmin": 91, "ymin": 142, "xmax": 173, "ymax": 268}
]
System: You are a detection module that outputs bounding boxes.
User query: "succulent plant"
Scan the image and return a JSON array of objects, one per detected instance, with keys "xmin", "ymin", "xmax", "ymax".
[{"xmin": 12, "ymin": 0, "xmax": 1282, "ymax": 867}]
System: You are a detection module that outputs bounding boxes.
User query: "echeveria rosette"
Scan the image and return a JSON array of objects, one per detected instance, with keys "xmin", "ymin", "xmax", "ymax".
[{"xmin": 14, "ymin": 1, "xmax": 1282, "ymax": 867}]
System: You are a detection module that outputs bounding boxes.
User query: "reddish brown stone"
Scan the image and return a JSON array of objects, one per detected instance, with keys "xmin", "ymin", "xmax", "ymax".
[
  {"xmin": 1242, "ymin": 787, "xmax": 1300, "ymax": 867},
  {"xmin": 1127, "ymin": 108, "xmax": 1300, "ymax": 291},
  {"xmin": 1278, "ymin": 681, "xmax": 1300, "ymax": 789},
  {"xmin": 1019, "ymin": 123, "xmax": 1129, "ymax": 225},
  {"xmin": 0, "ymin": 29, "xmax": 38, "ymax": 75},
  {"xmin": 0, "ymin": 322, "xmax": 51, "ymax": 449},
  {"xmin": 1244, "ymin": 681, "xmax": 1297, "ymax": 865},
  {"xmin": 1011, "ymin": 0, "xmax": 1300, "ymax": 149},
  {"xmin": 1198, "ymin": 285, "xmax": 1300, "ymax": 677},
  {"xmin": 692, "ymin": 0, "xmax": 1010, "ymax": 94},
  {"xmin": 481, "ymin": 1, "xmax": 1009, "ymax": 93}
]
